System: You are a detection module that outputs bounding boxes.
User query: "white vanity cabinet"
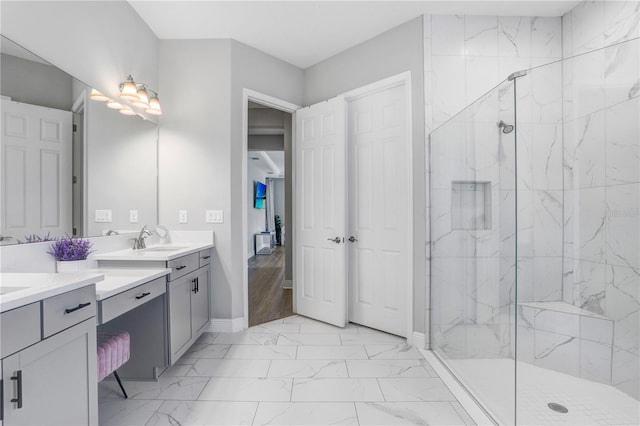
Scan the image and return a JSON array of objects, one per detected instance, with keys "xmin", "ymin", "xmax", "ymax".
[
  {"xmin": 1, "ymin": 286, "xmax": 98, "ymax": 426},
  {"xmin": 168, "ymin": 250, "xmax": 211, "ymax": 364}
]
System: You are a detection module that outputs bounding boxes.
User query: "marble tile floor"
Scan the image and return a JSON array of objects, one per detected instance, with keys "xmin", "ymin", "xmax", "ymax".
[{"xmin": 99, "ymin": 315, "xmax": 475, "ymax": 425}]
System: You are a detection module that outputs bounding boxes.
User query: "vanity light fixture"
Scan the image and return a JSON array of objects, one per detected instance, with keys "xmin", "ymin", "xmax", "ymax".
[
  {"xmin": 119, "ymin": 106, "xmax": 137, "ymax": 116},
  {"xmin": 119, "ymin": 75, "xmax": 139, "ymax": 101},
  {"xmin": 106, "ymin": 99, "xmax": 122, "ymax": 109},
  {"xmin": 89, "ymin": 89, "xmax": 109, "ymax": 102},
  {"xmin": 132, "ymin": 85, "xmax": 150, "ymax": 108},
  {"xmin": 117, "ymin": 75, "xmax": 163, "ymax": 116},
  {"xmin": 145, "ymin": 91, "xmax": 163, "ymax": 116}
]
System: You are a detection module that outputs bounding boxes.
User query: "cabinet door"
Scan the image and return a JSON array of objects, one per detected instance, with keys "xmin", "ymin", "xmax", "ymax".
[
  {"xmin": 191, "ymin": 267, "xmax": 210, "ymax": 335},
  {"xmin": 2, "ymin": 319, "xmax": 97, "ymax": 426},
  {"xmin": 169, "ymin": 274, "xmax": 193, "ymax": 359}
]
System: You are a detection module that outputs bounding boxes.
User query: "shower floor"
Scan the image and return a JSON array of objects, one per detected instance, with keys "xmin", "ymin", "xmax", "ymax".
[{"xmin": 447, "ymin": 358, "xmax": 639, "ymax": 425}]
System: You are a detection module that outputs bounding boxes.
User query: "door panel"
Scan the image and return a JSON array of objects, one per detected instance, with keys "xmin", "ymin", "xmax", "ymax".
[
  {"xmin": 295, "ymin": 97, "xmax": 347, "ymax": 327},
  {"xmin": 348, "ymin": 85, "xmax": 409, "ymax": 336},
  {"xmin": 1, "ymin": 99, "xmax": 72, "ymax": 240}
]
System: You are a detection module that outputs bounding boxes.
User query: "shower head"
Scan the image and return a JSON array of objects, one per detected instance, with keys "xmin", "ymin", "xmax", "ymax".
[{"xmin": 497, "ymin": 120, "xmax": 515, "ymax": 134}]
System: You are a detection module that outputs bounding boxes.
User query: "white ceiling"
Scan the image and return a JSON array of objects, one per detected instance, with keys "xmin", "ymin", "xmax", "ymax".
[
  {"xmin": 129, "ymin": 1, "xmax": 579, "ymax": 69},
  {"xmin": 249, "ymin": 151, "xmax": 285, "ymax": 177}
]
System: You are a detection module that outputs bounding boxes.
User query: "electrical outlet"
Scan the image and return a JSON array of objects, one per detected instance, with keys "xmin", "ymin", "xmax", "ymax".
[
  {"xmin": 179, "ymin": 210, "xmax": 188, "ymax": 224},
  {"xmin": 95, "ymin": 209, "xmax": 112, "ymax": 223},
  {"xmin": 129, "ymin": 209, "xmax": 138, "ymax": 223},
  {"xmin": 206, "ymin": 210, "xmax": 224, "ymax": 223}
]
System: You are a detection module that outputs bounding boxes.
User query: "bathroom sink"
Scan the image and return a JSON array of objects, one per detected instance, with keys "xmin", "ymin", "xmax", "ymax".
[{"xmin": 143, "ymin": 246, "xmax": 188, "ymax": 252}]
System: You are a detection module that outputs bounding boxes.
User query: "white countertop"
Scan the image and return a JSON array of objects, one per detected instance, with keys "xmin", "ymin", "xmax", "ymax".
[
  {"xmin": 92, "ymin": 268, "xmax": 171, "ymax": 300},
  {"xmin": 0, "ymin": 272, "xmax": 104, "ymax": 313},
  {"xmin": 93, "ymin": 243, "xmax": 214, "ymax": 262}
]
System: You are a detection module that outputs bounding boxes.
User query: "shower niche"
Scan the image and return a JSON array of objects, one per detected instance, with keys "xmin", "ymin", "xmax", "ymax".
[{"xmin": 451, "ymin": 181, "xmax": 491, "ymax": 230}]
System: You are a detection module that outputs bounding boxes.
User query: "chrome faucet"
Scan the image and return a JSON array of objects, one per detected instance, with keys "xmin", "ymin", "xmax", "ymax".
[{"xmin": 132, "ymin": 225, "xmax": 153, "ymax": 250}]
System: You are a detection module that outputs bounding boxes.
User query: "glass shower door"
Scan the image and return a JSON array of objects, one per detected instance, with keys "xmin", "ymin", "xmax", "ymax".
[{"xmin": 430, "ymin": 77, "xmax": 518, "ymax": 424}]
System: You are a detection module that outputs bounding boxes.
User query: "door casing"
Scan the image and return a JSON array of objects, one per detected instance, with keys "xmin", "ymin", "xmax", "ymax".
[{"xmin": 241, "ymin": 89, "xmax": 300, "ymax": 330}]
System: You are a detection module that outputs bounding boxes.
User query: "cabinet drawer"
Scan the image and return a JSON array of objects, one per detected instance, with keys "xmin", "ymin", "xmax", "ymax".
[
  {"xmin": 42, "ymin": 285, "xmax": 96, "ymax": 338},
  {"xmin": 99, "ymin": 277, "xmax": 166, "ymax": 324},
  {"xmin": 168, "ymin": 253, "xmax": 199, "ymax": 281},
  {"xmin": 0, "ymin": 302, "xmax": 41, "ymax": 358},
  {"xmin": 198, "ymin": 249, "xmax": 211, "ymax": 268}
]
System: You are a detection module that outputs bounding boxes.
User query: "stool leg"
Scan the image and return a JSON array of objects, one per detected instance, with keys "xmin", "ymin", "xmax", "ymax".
[{"xmin": 113, "ymin": 370, "xmax": 128, "ymax": 399}]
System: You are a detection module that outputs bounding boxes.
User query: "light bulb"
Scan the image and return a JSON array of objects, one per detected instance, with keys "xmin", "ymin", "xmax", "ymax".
[
  {"xmin": 119, "ymin": 106, "xmax": 137, "ymax": 115},
  {"xmin": 89, "ymin": 89, "xmax": 109, "ymax": 101},
  {"xmin": 119, "ymin": 76, "xmax": 138, "ymax": 101},
  {"xmin": 106, "ymin": 99, "xmax": 122, "ymax": 109},
  {"xmin": 132, "ymin": 86, "xmax": 150, "ymax": 108},
  {"xmin": 145, "ymin": 95, "xmax": 163, "ymax": 115}
]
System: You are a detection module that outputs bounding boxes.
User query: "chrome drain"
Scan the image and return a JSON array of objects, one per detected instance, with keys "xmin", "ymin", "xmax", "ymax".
[{"xmin": 548, "ymin": 403, "xmax": 568, "ymax": 414}]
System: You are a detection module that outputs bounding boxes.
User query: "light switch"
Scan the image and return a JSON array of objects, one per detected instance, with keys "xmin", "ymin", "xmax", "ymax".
[
  {"xmin": 206, "ymin": 210, "xmax": 223, "ymax": 223},
  {"xmin": 129, "ymin": 209, "xmax": 138, "ymax": 223},
  {"xmin": 179, "ymin": 210, "xmax": 188, "ymax": 224},
  {"xmin": 95, "ymin": 209, "xmax": 112, "ymax": 223}
]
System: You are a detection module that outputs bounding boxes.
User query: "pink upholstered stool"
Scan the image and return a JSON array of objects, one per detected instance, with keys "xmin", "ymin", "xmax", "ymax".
[{"xmin": 97, "ymin": 331, "xmax": 130, "ymax": 399}]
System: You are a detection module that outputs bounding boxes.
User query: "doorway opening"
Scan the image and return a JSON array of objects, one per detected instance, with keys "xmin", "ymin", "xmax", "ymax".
[{"xmin": 245, "ymin": 100, "xmax": 295, "ymax": 327}]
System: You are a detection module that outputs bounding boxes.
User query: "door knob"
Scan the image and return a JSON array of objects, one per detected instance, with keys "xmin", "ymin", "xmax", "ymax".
[
  {"xmin": 348, "ymin": 236, "xmax": 358, "ymax": 243},
  {"xmin": 327, "ymin": 236, "xmax": 342, "ymax": 244}
]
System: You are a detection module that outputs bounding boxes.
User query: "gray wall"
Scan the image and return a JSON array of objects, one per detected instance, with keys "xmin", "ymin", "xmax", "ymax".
[
  {"xmin": 248, "ymin": 135, "xmax": 284, "ymax": 151},
  {"xmin": 229, "ymin": 40, "xmax": 304, "ymax": 318},
  {"xmin": 248, "ymin": 108, "xmax": 285, "ymax": 150},
  {"xmin": 1, "ymin": 53, "xmax": 73, "ymax": 110},
  {"xmin": 86, "ymin": 101, "xmax": 158, "ymax": 236},
  {"xmin": 304, "ymin": 17, "xmax": 426, "ymax": 333},
  {"xmin": 158, "ymin": 39, "xmax": 233, "ymax": 319},
  {"xmin": 159, "ymin": 39, "xmax": 303, "ymax": 321}
]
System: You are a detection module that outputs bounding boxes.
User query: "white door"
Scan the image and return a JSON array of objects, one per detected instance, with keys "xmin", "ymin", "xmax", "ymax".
[
  {"xmin": 347, "ymin": 84, "xmax": 409, "ymax": 336},
  {"xmin": 1, "ymin": 99, "xmax": 72, "ymax": 241},
  {"xmin": 295, "ymin": 97, "xmax": 347, "ymax": 327}
]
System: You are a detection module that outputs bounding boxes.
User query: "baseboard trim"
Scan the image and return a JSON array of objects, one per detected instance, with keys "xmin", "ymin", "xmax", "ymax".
[
  {"xmin": 412, "ymin": 332, "xmax": 426, "ymax": 349},
  {"xmin": 207, "ymin": 318, "xmax": 245, "ymax": 333},
  {"xmin": 283, "ymin": 279, "xmax": 292, "ymax": 289}
]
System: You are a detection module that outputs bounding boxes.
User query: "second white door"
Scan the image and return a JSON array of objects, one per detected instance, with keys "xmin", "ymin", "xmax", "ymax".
[{"xmin": 347, "ymin": 84, "xmax": 409, "ymax": 337}]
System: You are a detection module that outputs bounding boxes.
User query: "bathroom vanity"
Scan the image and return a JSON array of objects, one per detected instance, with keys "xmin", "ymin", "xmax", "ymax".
[
  {"xmin": 95, "ymin": 243, "xmax": 214, "ymax": 367},
  {"xmin": 0, "ymin": 273, "xmax": 103, "ymax": 425},
  {"xmin": 0, "ymin": 236, "xmax": 215, "ymax": 424}
]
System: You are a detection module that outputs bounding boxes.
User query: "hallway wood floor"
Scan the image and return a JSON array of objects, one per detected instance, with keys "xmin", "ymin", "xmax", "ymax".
[{"xmin": 248, "ymin": 246, "xmax": 293, "ymax": 327}]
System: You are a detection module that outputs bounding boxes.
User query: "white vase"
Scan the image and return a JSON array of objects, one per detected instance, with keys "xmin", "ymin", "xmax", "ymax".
[{"xmin": 56, "ymin": 259, "xmax": 89, "ymax": 273}]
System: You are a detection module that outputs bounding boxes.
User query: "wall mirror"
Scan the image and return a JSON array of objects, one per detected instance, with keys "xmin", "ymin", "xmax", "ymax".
[{"xmin": 0, "ymin": 35, "xmax": 158, "ymax": 245}]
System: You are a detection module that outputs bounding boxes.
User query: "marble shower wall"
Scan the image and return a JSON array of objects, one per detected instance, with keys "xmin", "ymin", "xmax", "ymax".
[
  {"xmin": 561, "ymin": 0, "xmax": 639, "ymax": 400},
  {"xmin": 425, "ymin": 14, "xmax": 563, "ymax": 358}
]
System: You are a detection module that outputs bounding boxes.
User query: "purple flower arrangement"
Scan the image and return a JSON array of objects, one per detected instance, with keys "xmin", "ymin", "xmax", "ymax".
[
  {"xmin": 48, "ymin": 236, "xmax": 93, "ymax": 261},
  {"xmin": 18, "ymin": 232, "xmax": 57, "ymax": 244}
]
